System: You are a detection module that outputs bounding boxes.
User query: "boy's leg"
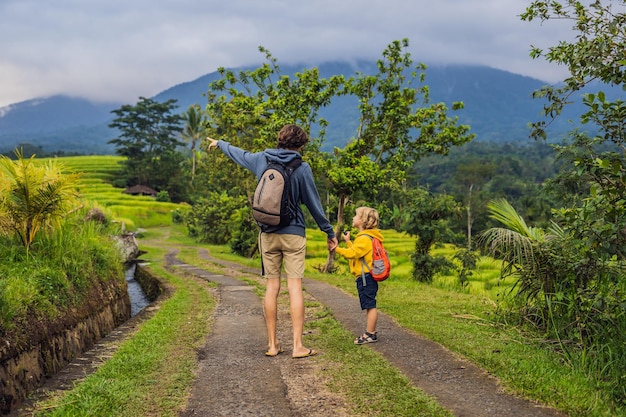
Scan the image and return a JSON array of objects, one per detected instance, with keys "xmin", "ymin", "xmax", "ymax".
[{"xmin": 366, "ymin": 307, "xmax": 378, "ymax": 334}]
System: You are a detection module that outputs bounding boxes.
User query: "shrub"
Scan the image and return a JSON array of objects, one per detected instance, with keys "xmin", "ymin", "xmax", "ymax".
[{"xmin": 185, "ymin": 192, "xmax": 248, "ymax": 245}]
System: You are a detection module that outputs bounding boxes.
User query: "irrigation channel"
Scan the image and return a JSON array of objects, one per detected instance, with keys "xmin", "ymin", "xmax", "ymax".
[{"xmin": 125, "ymin": 263, "xmax": 150, "ymax": 316}]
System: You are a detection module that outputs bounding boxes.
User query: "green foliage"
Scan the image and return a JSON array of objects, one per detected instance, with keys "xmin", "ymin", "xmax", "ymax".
[
  {"xmin": 185, "ymin": 192, "xmax": 248, "ymax": 245},
  {"xmin": 522, "ymin": 1, "xmax": 626, "ymax": 140},
  {"xmin": 479, "ymin": 199, "xmax": 626, "ymax": 407},
  {"xmin": 171, "ymin": 207, "xmax": 188, "ymax": 224},
  {"xmin": 155, "ymin": 190, "xmax": 171, "ymax": 202},
  {"xmin": 412, "ymin": 140, "xmax": 559, "ymax": 237},
  {"xmin": 108, "ymin": 97, "xmax": 187, "ymax": 197},
  {"xmin": 519, "ymin": 2, "xmax": 626, "ymax": 406},
  {"xmin": 452, "ymin": 248, "xmax": 479, "ymax": 290},
  {"xmin": 0, "ymin": 151, "xmax": 81, "ymax": 254},
  {"xmin": 181, "ymin": 104, "xmax": 206, "ymax": 179},
  {"xmin": 0, "ymin": 208, "xmax": 123, "ymax": 333},
  {"xmin": 400, "ymin": 187, "xmax": 460, "ymax": 282},
  {"xmin": 228, "ymin": 207, "xmax": 259, "ymax": 258},
  {"xmin": 194, "ymin": 40, "xmax": 473, "ymax": 265},
  {"xmin": 327, "ymin": 39, "xmax": 474, "ymax": 238}
]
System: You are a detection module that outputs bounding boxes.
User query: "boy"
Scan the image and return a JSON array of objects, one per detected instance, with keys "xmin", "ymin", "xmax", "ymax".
[{"xmin": 335, "ymin": 206, "xmax": 383, "ymax": 344}]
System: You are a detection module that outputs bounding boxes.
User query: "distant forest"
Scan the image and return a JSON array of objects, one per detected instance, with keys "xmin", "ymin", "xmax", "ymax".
[{"xmin": 409, "ymin": 139, "xmax": 559, "ymax": 239}]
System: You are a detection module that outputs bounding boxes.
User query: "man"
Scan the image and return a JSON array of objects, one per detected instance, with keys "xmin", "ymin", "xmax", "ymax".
[{"xmin": 207, "ymin": 124, "xmax": 338, "ymax": 358}]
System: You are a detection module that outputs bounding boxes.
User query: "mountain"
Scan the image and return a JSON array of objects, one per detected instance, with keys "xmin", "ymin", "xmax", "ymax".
[
  {"xmin": 0, "ymin": 96, "xmax": 123, "ymax": 155},
  {"xmin": 0, "ymin": 62, "xmax": 609, "ymax": 155}
]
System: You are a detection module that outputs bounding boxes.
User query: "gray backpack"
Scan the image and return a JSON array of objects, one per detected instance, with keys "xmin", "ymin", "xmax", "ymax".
[{"xmin": 252, "ymin": 157, "xmax": 302, "ymax": 231}]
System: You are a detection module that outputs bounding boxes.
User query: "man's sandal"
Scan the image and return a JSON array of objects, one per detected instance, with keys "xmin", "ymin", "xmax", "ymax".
[{"xmin": 354, "ymin": 331, "xmax": 378, "ymax": 345}]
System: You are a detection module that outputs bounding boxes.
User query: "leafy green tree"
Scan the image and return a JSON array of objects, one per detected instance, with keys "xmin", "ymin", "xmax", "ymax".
[
  {"xmin": 454, "ymin": 160, "xmax": 495, "ymax": 249},
  {"xmin": 322, "ymin": 39, "xmax": 474, "ymax": 271},
  {"xmin": 0, "ymin": 151, "xmax": 81, "ymax": 255},
  {"xmin": 400, "ymin": 187, "xmax": 460, "ymax": 282},
  {"xmin": 478, "ymin": 3, "xmax": 626, "ymax": 404},
  {"xmin": 522, "ymin": 1, "xmax": 626, "ymax": 140},
  {"xmin": 194, "ymin": 41, "xmax": 472, "ymax": 269},
  {"xmin": 108, "ymin": 97, "xmax": 185, "ymax": 194},
  {"xmin": 190, "ymin": 47, "xmax": 344, "ymax": 254},
  {"xmin": 522, "ymin": 0, "xmax": 626, "ymax": 286}
]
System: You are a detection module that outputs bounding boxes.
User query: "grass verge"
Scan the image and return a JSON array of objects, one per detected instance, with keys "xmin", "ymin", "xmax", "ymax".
[{"xmin": 33, "ymin": 244, "xmax": 216, "ymax": 417}]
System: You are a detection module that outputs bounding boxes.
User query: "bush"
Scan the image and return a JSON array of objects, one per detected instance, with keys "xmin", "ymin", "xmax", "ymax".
[
  {"xmin": 185, "ymin": 192, "xmax": 248, "ymax": 245},
  {"xmin": 228, "ymin": 207, "xmax": 259, "ymax": 257}
]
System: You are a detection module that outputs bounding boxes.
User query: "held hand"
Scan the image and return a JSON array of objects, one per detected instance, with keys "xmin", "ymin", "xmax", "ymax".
[
  {"xmin": 327, "ymin": 237, "xmax": 338, "ymax": 251},
  {"xmin": 206, "ymin": 137, "xmax": 218, "ymax": 150}
]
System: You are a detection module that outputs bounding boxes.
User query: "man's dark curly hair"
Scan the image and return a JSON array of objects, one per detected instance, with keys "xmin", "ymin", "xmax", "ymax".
[{"xmin": 277, "ymin": 124, "xmax": 309, "ymax": 149}]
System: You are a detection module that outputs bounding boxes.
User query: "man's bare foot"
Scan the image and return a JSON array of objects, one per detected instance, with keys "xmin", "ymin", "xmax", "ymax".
[
  {"xmin": 265, "ymin": 345, "xmax": 284, "ymax": 357},
  {"xmin": 292, "ymin": 348, "xmax": 318, "ymax": 359}
]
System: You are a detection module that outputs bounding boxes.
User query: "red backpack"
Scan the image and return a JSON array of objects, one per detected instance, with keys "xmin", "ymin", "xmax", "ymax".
[{"xmin": 360, "ymin": 235, "xmax": 391, "ymax": 284}]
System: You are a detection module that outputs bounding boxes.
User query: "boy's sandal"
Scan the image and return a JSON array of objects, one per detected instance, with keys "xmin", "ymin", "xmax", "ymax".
[{"xmin": 354, "ymin": 331, "xmax": 378, "ymax": 345}]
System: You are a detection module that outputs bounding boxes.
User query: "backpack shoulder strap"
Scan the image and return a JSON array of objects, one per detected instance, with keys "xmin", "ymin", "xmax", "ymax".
[{"xmin": 358, "ymin": 234, "xmax": 374, "ymax": 287}]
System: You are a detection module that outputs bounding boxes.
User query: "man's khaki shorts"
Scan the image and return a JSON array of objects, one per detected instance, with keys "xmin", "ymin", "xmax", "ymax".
[{"xmin": 259, "ymin": 233, "xmax": 306, "ymax": 279}]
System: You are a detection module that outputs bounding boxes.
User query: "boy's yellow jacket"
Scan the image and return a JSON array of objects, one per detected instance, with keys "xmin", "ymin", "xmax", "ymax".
[{"xmin": 335, "ymin": 229, "xmax": 384, "ymax": 277}]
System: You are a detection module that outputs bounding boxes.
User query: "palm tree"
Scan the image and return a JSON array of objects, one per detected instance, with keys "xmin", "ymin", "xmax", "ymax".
[
  {"xmin": 478, "ymin": 198, "xmax": 563, "ymax": 301},
  {"xmin": 0, "ymin": 151, "xmax": 81, "ymax": 255},
  {"xmin": 181, "ymin": 104, "xmax": 206, "ymax": 178}
]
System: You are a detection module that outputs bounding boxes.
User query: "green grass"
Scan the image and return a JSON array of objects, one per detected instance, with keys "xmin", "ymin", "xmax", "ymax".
[
  {"xmin": 34, "ymin": 244, "xmax": 216, "ymax": 417},
  {"xmin": 0, "ymin": 213, "xmax": 124, "ymax": 331}
]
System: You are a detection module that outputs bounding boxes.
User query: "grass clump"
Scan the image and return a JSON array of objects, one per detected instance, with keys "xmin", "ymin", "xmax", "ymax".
[{"xmin": 0, "ymin": 209, "xmax": 124, "ymax": 333}]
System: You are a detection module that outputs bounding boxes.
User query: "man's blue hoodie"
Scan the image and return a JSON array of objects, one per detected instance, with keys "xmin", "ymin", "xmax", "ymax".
[{"xmin": 216, "ymin": 140, "xmax": 336, "ymax": 239}]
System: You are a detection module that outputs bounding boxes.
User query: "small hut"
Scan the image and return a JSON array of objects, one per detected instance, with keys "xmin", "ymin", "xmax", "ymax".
[{"xmin": 123, "ymin": 185, "xmax": 157, "ymax": 197}]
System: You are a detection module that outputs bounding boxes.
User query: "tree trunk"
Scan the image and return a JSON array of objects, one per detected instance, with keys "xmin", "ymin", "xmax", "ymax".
[
  {"xmin": 467, "ymin": 184, "xmax": 473, "ymax": 250},
  {"xmin": 321, "ymin": 193, "xmax": 349, "ymax": 273}
]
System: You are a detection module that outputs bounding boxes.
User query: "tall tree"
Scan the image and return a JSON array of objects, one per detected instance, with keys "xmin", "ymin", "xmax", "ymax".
[
  {"xmin": 522, "ymin": 0, "xmax": 626, "ymax": 261},
  {"xmin": 181, "ymin": 104, "xmax": 206, "ymax": 179},
  {"xmin": 322, "ymin": 39, "xmax": 474, "ymax": 271},
  {"xmin": 191, "ymin": 47, "xmax": 344, "ymax": 254},
  {"xmin": 400, "ymin": 187, "xmax": 460, "ymax": 282},
  {"xmin": 454, "ymin": 160, "xmax": 495, "ymax": 249},
  {"xmin": 108, "ymin": 97, "xmax": 185, "ymax": 192}
]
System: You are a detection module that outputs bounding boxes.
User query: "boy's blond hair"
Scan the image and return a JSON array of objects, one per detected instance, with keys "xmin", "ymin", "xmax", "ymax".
[{"xmin": 356, "ymin": 206, "xmax": 379, "ymax": 230}]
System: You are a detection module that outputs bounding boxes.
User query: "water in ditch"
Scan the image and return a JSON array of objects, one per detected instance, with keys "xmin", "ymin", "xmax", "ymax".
[{"xmin": 125, "ymin": 263, "xmax": 150, "ymax": 316}]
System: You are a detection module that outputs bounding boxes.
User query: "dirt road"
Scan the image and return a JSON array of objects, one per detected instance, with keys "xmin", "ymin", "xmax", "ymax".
[{"xmin": 176, "ymin": 249, "xmax": 567, "ymax": 417}]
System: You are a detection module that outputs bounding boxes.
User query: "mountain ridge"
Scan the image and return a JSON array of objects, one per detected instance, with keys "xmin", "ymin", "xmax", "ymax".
[{"xmin": 0, "ymin": 62, "xmax": 594, "ymax": 154}]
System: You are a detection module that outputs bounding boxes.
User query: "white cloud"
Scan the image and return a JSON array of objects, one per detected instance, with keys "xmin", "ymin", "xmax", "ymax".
[{"xmin": 0, "ymin": 0, "xmax": 575, "ymax": 107}]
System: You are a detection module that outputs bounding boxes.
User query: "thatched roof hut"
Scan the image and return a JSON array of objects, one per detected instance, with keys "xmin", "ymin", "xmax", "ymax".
[{"xmin": 123, "ymin": 185, "xmax": 157, "ymax": 197}]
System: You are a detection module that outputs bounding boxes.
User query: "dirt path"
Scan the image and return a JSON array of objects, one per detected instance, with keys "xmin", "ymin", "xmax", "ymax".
[{"xmin": 177, "ymin": 248, "xmax": 567, "ymax": 417}]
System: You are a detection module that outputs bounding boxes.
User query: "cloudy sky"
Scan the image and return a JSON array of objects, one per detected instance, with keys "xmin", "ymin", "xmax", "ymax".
[{"xmin": 0, "ymin": 0, "xmax": 574, "ymax": 108}]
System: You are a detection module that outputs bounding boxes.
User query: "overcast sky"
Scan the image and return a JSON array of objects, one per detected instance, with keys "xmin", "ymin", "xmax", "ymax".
[{"xmin": 0, "ymin": 0, "xmax": 575, "ymax": 108}]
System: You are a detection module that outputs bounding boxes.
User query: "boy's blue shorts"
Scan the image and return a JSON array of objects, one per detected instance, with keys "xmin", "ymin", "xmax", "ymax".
[{"xmin": 355, "ymin": 273, "xmax": 378, "ymax": 310}]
